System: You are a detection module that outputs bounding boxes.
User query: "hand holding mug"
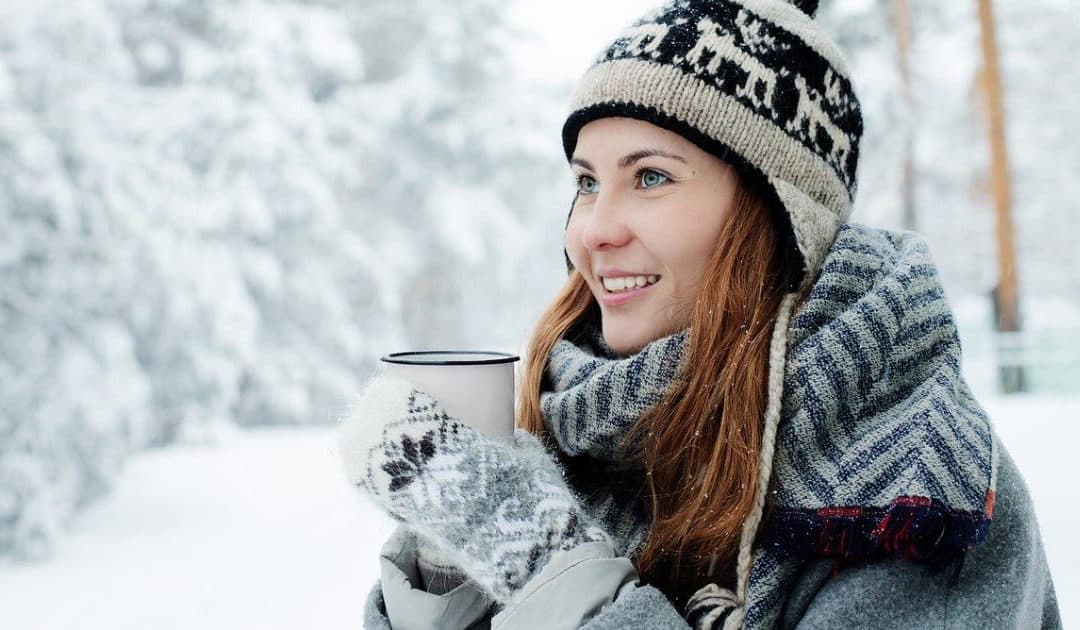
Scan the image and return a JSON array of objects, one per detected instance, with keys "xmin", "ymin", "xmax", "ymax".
[{"xmin": 338, "ymin": 374, "xmax": 608, "ymax": 603}]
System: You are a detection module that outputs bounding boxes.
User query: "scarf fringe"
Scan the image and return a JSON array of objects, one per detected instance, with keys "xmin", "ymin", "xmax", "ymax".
[{"xmin": 759, "ymin": 494, "xmax": 994, "ymax": 583}]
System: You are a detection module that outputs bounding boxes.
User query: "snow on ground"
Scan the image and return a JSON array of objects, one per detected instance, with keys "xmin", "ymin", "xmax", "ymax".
[
  {"xmin": 0, "ymin": 426, "xmax": 397, "ymax": 630},
  {"xmin": 0, "ymin": 397, "xmax": 1074, "ymax": 629}
]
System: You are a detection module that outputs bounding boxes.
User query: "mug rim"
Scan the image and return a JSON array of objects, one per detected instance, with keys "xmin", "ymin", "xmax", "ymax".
[{"xmin": 380, "ymin": 350, "xmax": 520, "ymax": 366}]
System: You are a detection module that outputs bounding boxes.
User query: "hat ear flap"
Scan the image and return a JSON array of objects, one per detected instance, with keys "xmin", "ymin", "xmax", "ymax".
[{"xmin": 564, "ymin": 192, "xmax": 578, "ymax": 275}]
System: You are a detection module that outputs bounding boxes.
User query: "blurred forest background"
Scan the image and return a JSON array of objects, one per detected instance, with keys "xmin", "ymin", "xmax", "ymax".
[{"xmin": 0, "ymin": 0, "xmax": 1076, "ymax": 606}]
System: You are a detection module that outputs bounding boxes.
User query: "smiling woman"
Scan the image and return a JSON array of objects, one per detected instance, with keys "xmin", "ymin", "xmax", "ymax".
[
  {"xmin": 349, "ymin": 0, "xmax": 1061, "ymax": 628},
  {"xmin": 566, "ymin": 117, "xmax": 750, "ymax": 355},
  {"xmin": 524, "ymin": 114, "xmax": 803, "ymax": 607}
]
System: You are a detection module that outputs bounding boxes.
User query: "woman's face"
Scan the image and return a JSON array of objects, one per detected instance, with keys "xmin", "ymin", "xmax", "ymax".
[{"xmin": 566, "ymin": 117, "xmax": 739, "ymax": 356}]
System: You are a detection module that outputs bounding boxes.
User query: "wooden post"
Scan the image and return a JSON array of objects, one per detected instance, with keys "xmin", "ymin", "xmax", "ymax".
[
  {"xmin": 976, "ymin": 0, "xmax": 1026, "ymax": 393},
  {"xmin": 890, "ymin": 0, "xmax": 917, "ymax": 231}
]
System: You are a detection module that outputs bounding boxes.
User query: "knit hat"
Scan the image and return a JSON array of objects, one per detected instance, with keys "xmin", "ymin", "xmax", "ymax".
[{"xmin": 561, "ymin": 0, "xmax": 863, "ymax": 283}]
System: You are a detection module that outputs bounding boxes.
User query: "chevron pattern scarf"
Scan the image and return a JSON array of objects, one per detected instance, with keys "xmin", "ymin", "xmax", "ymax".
[
  {"xmin": 540, "ymin": 224, "xmax": 998, "ymax": 629},
  {"xmin": 542, "ymin": 323, "xmax": 687, "ymax": 462}
]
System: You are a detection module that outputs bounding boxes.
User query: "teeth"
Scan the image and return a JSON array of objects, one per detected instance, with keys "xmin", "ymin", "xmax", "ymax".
[{"xmin": 602, "ymin": 275, "xmax": 660, "ymax": 293}]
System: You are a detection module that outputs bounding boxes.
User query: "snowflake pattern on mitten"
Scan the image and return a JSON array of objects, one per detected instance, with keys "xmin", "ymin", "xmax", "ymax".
[{"xmin": 339, "ymin": 377, "xmax": 610, "ymax": 603}]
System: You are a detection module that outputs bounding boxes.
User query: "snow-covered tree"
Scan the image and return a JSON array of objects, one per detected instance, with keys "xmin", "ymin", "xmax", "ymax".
[{"xmin": 0, "ymin": 0, "xmax": 557, "ymax": 562}]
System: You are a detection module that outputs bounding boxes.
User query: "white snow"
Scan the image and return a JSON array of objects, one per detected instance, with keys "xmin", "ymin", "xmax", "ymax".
[
  {"xmin": 0, "ymin": 397, "xmax": 1074, "ymax": 629},
  {"xmin": 0, "ymin": 426, "xmax": 396, "ymax": 629}
]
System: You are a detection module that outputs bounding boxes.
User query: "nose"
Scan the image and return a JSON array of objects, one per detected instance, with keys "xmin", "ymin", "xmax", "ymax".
[{"xmin": 579, "ymin": 191, "xmax": 633, "ymax": 251}]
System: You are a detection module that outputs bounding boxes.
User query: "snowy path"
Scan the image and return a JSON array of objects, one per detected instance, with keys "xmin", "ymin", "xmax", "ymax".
[{"xmin": 0, "ymin": 397, "xmax": 1074, "ymax": 629}]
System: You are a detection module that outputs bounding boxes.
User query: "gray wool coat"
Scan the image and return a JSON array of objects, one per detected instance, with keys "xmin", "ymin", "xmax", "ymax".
[{"xmin": 361, "ymin": 443, "xmax": 1060, "ymax": 629}]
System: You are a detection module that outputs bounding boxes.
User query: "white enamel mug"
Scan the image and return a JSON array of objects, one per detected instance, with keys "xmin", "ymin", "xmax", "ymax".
[{"xmin": 379, "ymin": 351, "xmax": 520, "ymax": 441}]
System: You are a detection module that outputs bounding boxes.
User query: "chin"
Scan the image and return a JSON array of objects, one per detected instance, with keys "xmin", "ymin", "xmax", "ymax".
[
  {"xmin": 601, "ymin": 327, "xmax": 651, "ymax": 357},
  {"xmin": 606, "ymin": 340, "xmax": 642, "ymax": 357},
  {"xmin": 602, "ymin": 317, "xmax": 682, "ymax": 356}
]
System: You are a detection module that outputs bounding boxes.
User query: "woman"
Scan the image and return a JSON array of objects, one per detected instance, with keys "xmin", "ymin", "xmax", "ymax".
[{"xmin": 341, "ymin": 0, "xmax": 1061, "ymax": 627}]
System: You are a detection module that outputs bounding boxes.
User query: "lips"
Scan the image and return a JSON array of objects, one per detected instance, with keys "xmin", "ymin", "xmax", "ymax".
[{"xmin": 596, "ymin": 275, "xmax": 659, "ymax": 307}]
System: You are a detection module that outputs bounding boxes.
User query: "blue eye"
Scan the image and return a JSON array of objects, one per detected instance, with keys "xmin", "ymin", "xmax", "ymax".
[
  {"xmin": 639, "ymin": 169, "xmax": 669, "ymax": 188},
  {"xmin": 573, "ymin": 168, "xmax": 671, "ymax": 194},
  {"xmin": 575, "ymin": 174, "xmax": 600, "ymax": 194}
]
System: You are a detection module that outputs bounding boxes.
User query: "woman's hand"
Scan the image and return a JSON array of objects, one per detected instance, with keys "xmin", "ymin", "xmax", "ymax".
[{"xmin": 338, "ymin": 376, "xmax": 609, "ymax": 603}]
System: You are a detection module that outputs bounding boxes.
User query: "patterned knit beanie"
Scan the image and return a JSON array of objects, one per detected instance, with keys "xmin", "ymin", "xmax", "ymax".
[{"xmin": 561, "ymin": 0, "xmax": 863, "ymax": 282}]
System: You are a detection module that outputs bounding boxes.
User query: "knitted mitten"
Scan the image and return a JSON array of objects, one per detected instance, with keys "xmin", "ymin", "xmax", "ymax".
[{"xmin": 339, "ymin": 376, "xmax": 610, "ymax": 603}]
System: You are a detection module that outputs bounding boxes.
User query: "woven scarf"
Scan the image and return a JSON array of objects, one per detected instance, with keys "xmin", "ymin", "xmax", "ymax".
[
  {"xmin": 541, "ymin": 320, "xmax": 687, "ymax": 462},
  {"xmin": 540, "ymin": 223, "xmax": 998, "ymax": 629}
]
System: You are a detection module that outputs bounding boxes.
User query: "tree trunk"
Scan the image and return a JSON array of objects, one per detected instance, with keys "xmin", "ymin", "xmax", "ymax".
[
  {"xmin": 890, "ymin": 0, "xmax": 917, "ymax": 231},
  {"xmin": 976, "ymin": 0, "xmax": 1026, "ymax": 393}
]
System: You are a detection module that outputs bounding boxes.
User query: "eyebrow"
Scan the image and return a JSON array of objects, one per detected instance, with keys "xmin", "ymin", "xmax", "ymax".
[{"xmin": 570, "ymin": 149, "xmax": 689, "ymax": 171}]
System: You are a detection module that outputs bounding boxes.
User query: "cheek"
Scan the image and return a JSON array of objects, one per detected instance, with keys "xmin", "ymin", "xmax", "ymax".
[
  {"xmin": 564, "ymin": 217, "xmax": 587, "ymax": 269},
  {"xmin": 648, "ymin": 217, "xmax": 718, "ymax": 290}
]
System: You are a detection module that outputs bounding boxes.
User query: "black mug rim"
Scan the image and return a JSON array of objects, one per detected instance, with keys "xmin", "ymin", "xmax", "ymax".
[{"xmin": 380, "ymin": 351, "xmax": 521, "ymax": 366}]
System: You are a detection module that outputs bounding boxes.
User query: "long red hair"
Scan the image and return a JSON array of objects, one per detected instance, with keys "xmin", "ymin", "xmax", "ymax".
[{"xmin": 516, "ymin": 176, "xmax": 804, "ymax": 605}]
